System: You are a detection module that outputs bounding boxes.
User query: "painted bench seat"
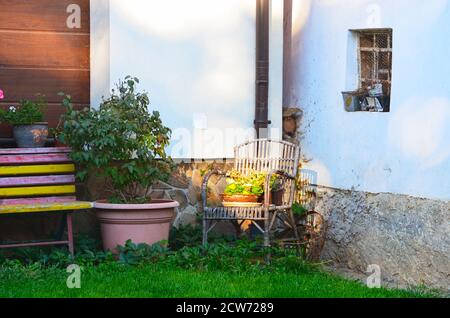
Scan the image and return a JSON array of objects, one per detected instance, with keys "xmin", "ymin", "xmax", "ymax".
[
  {"xmin": 0, "ymin": 147, "xmax": 92, "ymax": 256},
  {"xmin": 0, "ymin": 201, "xmax": 92, "ymax": 214}
]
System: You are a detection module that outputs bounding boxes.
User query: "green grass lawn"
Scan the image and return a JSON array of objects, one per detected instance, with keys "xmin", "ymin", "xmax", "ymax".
[{"xmin": 0, "ymin": 262, "xmax": 433, "ymax": 298}]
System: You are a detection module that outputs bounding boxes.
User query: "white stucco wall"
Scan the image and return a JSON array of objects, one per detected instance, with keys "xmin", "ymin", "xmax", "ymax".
[
  {"xmin": 91, "ymin": 0, "xmax": 283, "ymax": 159},
  {"xmin": 291, "ymin": 0, "xmax": 450, "ymax": 200}
]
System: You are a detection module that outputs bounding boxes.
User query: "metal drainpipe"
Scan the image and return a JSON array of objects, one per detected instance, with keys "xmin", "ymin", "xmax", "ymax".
[{"xmin": 255, "ymin": 0, "xmax": 271, "ymax": 138}]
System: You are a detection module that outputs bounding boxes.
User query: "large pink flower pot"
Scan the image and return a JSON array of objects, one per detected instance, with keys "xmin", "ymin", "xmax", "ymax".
[{"xmin": 94, "ymin": 200, "xmax": 179, "ymax": 252}]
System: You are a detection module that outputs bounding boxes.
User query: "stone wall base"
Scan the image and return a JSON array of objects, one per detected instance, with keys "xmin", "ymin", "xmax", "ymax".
[{"xmin": 315, "ymin": 186, "xmax": 449, "ymax": 291}]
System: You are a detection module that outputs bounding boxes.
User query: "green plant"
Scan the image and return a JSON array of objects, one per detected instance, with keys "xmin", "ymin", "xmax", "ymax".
[
  {"xmin": 0, "ymin": 96, "xmax": 46, "ymax": 126},
  {"xmin": 292, "ymin": 202, "xmax": 308, "ymax": 216},
  {"xmin": 224, "ymin": 169, "xmax": 277, "ymax": 196},
  {"xmin": 56, "ymin": 77, "xmax": 173, "ymax": 203},
  {"xmin": 168, "ymin": 224, "xmax": 234, "ymax": 251}
]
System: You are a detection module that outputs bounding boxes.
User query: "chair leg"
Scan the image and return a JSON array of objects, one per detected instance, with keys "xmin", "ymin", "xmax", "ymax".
[
  {"xmin": 67, "ymin": 212, "xmax": 74, "ymax": 257},
  {"xmin": 263, "ymin": 218, "xmax": 270, "ymax": 247},
  {"xmin": 264, "ymin": 215, "xmax": 271, "ymax": 264},
  {"xmin": 202, "ymin": 218, "xmax": 208, "ymax": 247}
]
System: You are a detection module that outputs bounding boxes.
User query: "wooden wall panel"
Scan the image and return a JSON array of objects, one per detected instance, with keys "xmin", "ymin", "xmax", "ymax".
[
  {"xmin": 0, "ymin": 0, "xmax": 90, "ymax": 33},
  {"xmin": 0, "ymin": 0, "xmax": 90, "ymax": 140},
  {"xmin": 0, "ymin": 69, "xmax": 89, "ymax": 103},
  {"xmin": 0, "ymin": 32, "xmax": 90, "ymax": 69}
]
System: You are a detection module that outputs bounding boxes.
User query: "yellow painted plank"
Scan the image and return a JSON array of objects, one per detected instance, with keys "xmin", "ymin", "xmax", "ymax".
[
  {"xmin": 0, "ymin": 201, "xmax": 92, "ymax": 214},
  {"xmin": 0, "ymin": 185, "xmax": 76, "ymax": 197},
  {"xmin": 0, "ymin": 164, "xmax": 75, "ymax": 176}
]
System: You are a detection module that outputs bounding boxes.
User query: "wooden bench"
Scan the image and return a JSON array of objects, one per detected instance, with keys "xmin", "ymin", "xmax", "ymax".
[{"xmin": 0, "ymin": 147, "xmax": 92, "ymax": 256}]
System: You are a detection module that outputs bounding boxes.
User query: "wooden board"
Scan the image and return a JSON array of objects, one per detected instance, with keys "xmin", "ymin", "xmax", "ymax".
[
  {"xmin": 0, "ymin": 164, "xmax": 75, "ymax": 176},
  {"xmin": 0, "ymin": 185, "xmax": 76, "ymax": 197},
  {"xmin": 0, "ymin": 69, "xmax": 89, "ymax": 103},
  {"xmin": 0, "ymin": 147, "xmax": 71, "ymax": 155},
  {"xmin": 0, "ymin": 175, "xmax": 75, "ymax": 187},
  {"xmin": 0, "ymin": 154, "xmax": 71, "ymax": 165},
  {"xmin": 0, "ymin": 201, "xmax": 92, "ymax": 214},
  {"xmin": 0, "ymin": 0, "xmax": 90, "ymax": 33},
  {"xmin": 0, "ymin": 31, "xmax": 90, "ymax": 69},
  {"xmin": 0, "ymin": 196, "xmax": 76, "ymax": 205}
]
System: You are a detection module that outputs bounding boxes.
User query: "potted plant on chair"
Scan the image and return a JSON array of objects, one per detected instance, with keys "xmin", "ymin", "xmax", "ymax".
[
  {"xmin": 0, "ymin": 95, "xmax": 48, "ymax": 148},
  {"xmin": 221, "ymin": 170, "xmax": 280, "ymax": 207},
  {"xmin": 57, "ymin": 76, "xmax": 179, "ymax": 251}
]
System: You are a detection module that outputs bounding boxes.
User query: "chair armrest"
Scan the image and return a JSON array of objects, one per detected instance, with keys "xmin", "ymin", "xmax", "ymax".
[
  {"xmin": 201, "ymin": 170, "xmax": 227, "ymax": 209},
  {"xmin": 263, "ymin": 170, "xmax": 296, "ymax": 207}
]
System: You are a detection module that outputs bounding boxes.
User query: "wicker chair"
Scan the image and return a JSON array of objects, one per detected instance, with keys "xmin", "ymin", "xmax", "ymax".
[{"xmin": 201, "ymin": 139, "xmax": 301, "ymax": 248}]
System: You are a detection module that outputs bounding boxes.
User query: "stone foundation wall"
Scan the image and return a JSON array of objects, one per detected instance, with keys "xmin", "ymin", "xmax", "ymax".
[{"xmin": 316, "ymin": 186, "xmax": 450, "ymax": 291}]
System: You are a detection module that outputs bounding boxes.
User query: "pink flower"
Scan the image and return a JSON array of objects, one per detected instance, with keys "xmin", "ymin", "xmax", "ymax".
[{"xmin": 0, "ymin": 89, "xmax": 4, "ymax": 100}]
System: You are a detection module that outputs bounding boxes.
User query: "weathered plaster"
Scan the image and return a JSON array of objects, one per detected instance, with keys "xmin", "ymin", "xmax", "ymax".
[
  {"xmin": 289, "ymin": 0, "xmax": 450, "ymax": 200},
  {"xmin": 316, "ymin": 186, "xmax": 450, "ymax": 291}
]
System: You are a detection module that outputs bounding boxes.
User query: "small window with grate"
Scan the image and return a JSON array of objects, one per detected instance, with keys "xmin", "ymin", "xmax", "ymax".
[{"xmin": 343, "ymin": 29, "xmax": 393, "ymax": 112}]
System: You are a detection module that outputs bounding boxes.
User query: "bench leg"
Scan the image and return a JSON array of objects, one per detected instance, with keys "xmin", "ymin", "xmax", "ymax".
[{"xmin": 67, "ymin": 212, "xmax": 74, "ymax": 257}]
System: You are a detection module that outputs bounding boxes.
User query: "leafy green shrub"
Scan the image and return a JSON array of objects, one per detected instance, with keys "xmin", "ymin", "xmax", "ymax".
[
  {"xmin": 169, "ymin": 224, "xmax": 236, "ymax": 251},
  {"xmin": 169, "ymin": 224, "xmax": 203, "ymax": 250},
  {"xmin": 56, "ymin": 77, "xmax": 173, "ymax": 203},
  {"xmin": 0, "ymin": 97, "xmax": 46, "ymax": 125},
  {"xmin": 0, "ymin": 237, "xmax": 320, "ymax": 276},
  {"xmin": 117, "ymin": 240, "xmax": 169, "ymax": 265}
]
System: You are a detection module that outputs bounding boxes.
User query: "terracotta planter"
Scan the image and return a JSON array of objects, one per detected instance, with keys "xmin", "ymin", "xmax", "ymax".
[
  {"xmin": 94, "ymin": 199, "xmax": 179, "ymax": 252},
  {"xmin": 221, "ymin": 194, "xmax": 259, "ymax": 203}
]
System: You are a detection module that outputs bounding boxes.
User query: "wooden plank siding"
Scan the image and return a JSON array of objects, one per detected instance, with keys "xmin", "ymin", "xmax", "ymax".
[
  {"xmin": 0, "ymin": 0, "xmax": 90, "ymax": 139},
  {"xmin": 0, "ymin": 32, "xmax": 89, "ymax": 68},
  {"xmin": 0, "ymin": 0, "xmax": 90, "ymax": 33},
  {"xmin": 0, "ymin": 69, "xmax": 90, "ymax": 103}
]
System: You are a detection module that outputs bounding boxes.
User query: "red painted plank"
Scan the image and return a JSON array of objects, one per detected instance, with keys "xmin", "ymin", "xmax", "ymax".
[
  {"xmin": 0, "ymin": 175, "xmax": 75, "ymax": 187},
  {"xmin": 0, "ymin": 147, "xmax": 71, "ymax": 155},
  {"xmin": 0, "ymin": 153, "xmax": 71, "ymax": 164},
  {"xmin": 0, "ymin": 196, "xmax": 76, "ymax": 205}
]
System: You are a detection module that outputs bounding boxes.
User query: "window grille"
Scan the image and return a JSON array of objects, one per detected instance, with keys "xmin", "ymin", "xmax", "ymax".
[{"xmin": 357, "ymin": 29, "xmax": 392, "ymax": 96}]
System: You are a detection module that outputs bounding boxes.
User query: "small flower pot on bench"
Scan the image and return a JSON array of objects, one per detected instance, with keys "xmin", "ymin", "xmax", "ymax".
[{"xmin": 13, "ymin": 122, "xmax": 49, "ymax": 148}]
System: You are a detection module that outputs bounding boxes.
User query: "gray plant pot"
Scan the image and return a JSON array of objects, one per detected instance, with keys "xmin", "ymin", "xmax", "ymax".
[
  {"xmin": 13, "ymin": 123, "xmax": 49, "ymax": 148},
  {"xmin": 342, "ymin": 91, "xmax": 363, "ymax": 112}
]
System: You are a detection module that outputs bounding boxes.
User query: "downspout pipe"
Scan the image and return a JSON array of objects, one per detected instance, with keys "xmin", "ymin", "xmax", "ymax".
[{"xmin": 255, "ymin": 0, "xmax": 271, "ymax": 138}]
